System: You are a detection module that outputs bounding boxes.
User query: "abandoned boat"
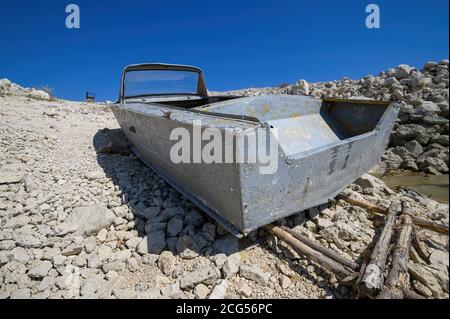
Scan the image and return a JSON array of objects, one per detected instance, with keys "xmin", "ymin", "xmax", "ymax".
[{"xmin": 110, "ymin": 63, "xmax": 399, "ymax": 237}]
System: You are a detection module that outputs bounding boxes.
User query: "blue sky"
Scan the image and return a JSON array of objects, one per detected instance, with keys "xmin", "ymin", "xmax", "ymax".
[{"xmin": 0, "ymin": 0, "xmax": 448, "ymax": 101}]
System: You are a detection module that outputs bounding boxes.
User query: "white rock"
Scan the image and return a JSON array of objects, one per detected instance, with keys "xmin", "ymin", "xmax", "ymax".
[
  {"xmin": 10, "ymin": 288, "xmax": 31, "ymax": 299},
  {"xmin": 209, "ymin": 280, "xmax": 229, "ymax": 299},
  {"xmin": 194, "ymin": 284, "xmax": 210, "ymax": 299},
  {"xmin": 316, "ymin": 217, "xmax": 333, "ymax": 229},
  {"xmin": 180, "ymin": 266, "xmax": 220, "ymax": 289},
  {"xmin": 57, "ymin": 205, "xmax": 115, "ymax": 238},
  {"xmin": 279, "ymin": 275, "xmax": 292, "ymax": 289},
  {"xmin": 28, "ymin": 261, "xmax": 53, "ymax": 279},
  {"xmin": 4, "ymin": 215, "xmax": 30, "ymax": 230},
  {"xmin": 222, "ymin": 254, "xmax": 240, "ymax": 279},
  {"xmin": 96, "ymin": 228, "xmax": 108, "ymax": 242},
  {"xmin": 137, "ymin": 288, "xmax": 161, "ymax": 299},
  {"xmin": 158, "ymin": 251, "xmax": 176, "ymax": 276},
  {"xmin": 28, "ymin": 89, "xmax": 50, "ymax": 100},
  {"xmin": 113, "ymin": 288, "xmax": 137, "ymax": 299},
  {"xmin": 394, "ymin": 64, "xmax": 413, "ymax": 79},
  {"xmin": 429, "ymin": 250, "xmax": 449, "ymax": 268},
  {"xmin": 9, "ymin": 247, "xmax": 30, "ymax": 264},
  {"xmin": 239, "ymin": 265, "xmax": 270, "ymax": 286},
  {"xmin": 236, "ymin": 282, "xmax": 252, "ymax": 297},
  {"xmin": 52, "ymin": 255, "xmax": 66, "ymax": 267},
  {"xmin": 0, "ymin": 171, "xmax": 24, "ymax": 184}
]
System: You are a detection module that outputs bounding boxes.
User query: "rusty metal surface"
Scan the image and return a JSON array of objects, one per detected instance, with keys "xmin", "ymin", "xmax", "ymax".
[{"xmin": 111, "ymin": 63, "xmax": 400, "ymax": 237}]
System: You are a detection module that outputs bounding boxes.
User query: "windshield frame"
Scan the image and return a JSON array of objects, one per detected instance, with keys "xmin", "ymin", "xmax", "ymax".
[
  {"xmin": 123, "ymin": 69, "xmax": 200, "ymax": 98},
  {"xmin": 119, "ymin": 63, "xmax": 207, "ymax": 102}
]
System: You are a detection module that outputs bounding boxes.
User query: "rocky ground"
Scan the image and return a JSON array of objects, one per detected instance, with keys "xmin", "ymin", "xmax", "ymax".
[{"xmin": 0, "ymin": 64, "xmax": 449, "ymax": 299}]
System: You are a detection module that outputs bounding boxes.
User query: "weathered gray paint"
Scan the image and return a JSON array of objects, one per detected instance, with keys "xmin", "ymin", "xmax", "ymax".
[{"xmin": 111, "ymin": 63, "xmax": 399, "ymax": 237}]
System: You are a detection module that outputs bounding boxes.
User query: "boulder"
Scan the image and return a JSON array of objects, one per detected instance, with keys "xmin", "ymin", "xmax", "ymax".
[
  {"xmin": 415, "ymin": 101, "xmax": 441, "ymax": 114},
  {"xmin": 394, "ymin": 64, "xmax": 413, "ymax": 79},
  {"xmin": 391, "ymin": 124, "xmax": 431, "ymax": 146},
  {"xmin": 419, "ymin": 157, "xmax": 449, "ymax": 173},
  {"xmin": 179, "ymin": 266, "xmax": 220, "ymax": 289},
  {"xmin": 0, "ymin": 171, "xmax": 24, "ymax": 184},
  {"xmin": 137, "ymin": 231, "xmax": 166, "ymax": 255},
  {"xmin": 166, "ymin": 216, "xmax": 183, "ymax": 237},
  {"xmin": 28, "ymin": 261, "xmax": 53, "ymax": 279},
  {"xmin": 209, "ymin": 280, "xmax": 229, "ymax": 299},
  {"xmin": 408, "ymin": 262, "xmax": 443, "ymax": 298},
  {"xmin": 157, "ymin": 251, "xmax": 176, "ymax": 276},
  {"xmin": 404, "ymin": 140, "xmax": 423, "ymax": 158},
  {"xmin": 239, "ymin": 265, "xmax": 270, "ymax": 286},
  {"xmin": 423, "ymin": 114, "xmax": 449, "ymax": 125},
  {"xmin": 55, "ymin": 205, "xmax": 115, "ymax": 238},
  {"xmin": 381, "ymin": 150, "xmax": 403, "ymax": 170},
  {"xmin": 354, "ymin": 173, "xmax": 388, "ymax": 191},
  {"xmin": 28, "ymin": 89, "xmax": 51, "ymax": 101}
]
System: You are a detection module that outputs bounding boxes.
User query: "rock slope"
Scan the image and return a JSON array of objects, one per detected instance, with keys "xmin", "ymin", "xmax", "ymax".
[{"xmin": 0, "ymin": 75, "xmax": 448, "ymax": 299}]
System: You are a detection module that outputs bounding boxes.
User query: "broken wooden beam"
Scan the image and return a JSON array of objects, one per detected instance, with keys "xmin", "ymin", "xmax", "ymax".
[
  {"xmin": 264, "ymin": 224, "xmax": 354, "ymax": 279},
  {"xmin": 281, "ymin": 226, "xmax": 359, "ymax": 271},
  {"xmin": 377, "ymin": 203, "xmax": 414, "ymax": 299},
  {"xmin": 360, "ymin": 200, "xmax": 400, "ymax": 295},
  {"xmin": 337, "ymin": 194, "xmax": 449, "ymax": 235},
  {"xmin": 411, "ymin": 233, "xmax": 430, "ymax": 263}
]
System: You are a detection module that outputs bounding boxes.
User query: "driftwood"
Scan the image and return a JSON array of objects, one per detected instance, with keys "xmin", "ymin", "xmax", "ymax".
[
  {"xmin": 377, "ymin": 205, "xmax": 414, "ymax": 299},
  {"xmin": 337, "ymin": 194, "xmax": 449, "ymax": 235},
  {"xmin": 360, "ymin": 201, "xmax": 400, "ymax": 294},
  {"xmin": 412, "ymin": 233, "xmax": 430, "ymax": 263},
  {"xmin": 264, "ymin": 225, "xmax": 354, "ymax": 279},
  {"xmin": 281, "ymin": 226, "xmax": 359, "ymax": 271}
]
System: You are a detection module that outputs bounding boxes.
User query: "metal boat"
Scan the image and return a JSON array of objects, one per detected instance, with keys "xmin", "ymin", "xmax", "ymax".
[{"xmin": 110, "ymin": 63, "xmax": 399, "ymax": 237}]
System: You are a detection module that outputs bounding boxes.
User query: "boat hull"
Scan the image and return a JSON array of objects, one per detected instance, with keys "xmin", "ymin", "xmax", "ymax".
[{"xmin": 111, "ymin": 95, "xmax": 399, "ymax": 237}]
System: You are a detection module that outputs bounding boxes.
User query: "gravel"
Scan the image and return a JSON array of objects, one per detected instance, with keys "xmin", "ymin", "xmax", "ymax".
[{"xmin": 0, "ymin": 67, "xmax": 448, "ymax": 299}]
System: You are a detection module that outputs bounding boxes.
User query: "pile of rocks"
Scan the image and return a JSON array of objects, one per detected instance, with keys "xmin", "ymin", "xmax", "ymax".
[
  {"xmin": 0, "ymin": 76, "xmax": 448, "ymax": 299},
  {"xmin": 211, "ymin": 60, "xmax": 449, "ymax": 175},
  {"xmin": 0, "ymin": 79, "xmax": 51, "ymax": 101}
]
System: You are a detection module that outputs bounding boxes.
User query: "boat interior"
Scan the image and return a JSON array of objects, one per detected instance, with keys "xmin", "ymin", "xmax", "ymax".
[
  {"xmin": 127, "ymin": 95, "xmax": 390, "ymax": 154},
  {"xmin": 155, "ymin": 96, "xmax": 240, "ymax": 109}
]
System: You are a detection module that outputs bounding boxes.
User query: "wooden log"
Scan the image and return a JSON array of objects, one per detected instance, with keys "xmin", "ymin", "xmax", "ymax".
[
  {"xmin": 281, "ymin": 226, "xmax": 359, "ymax": 271},
  {"xmin": 337, "ymin": 194, "xmax": 449, "ymax": 235},
  {"xmin": 264, "ymin": 225, "xmax": 354, "ymax": 279},
  {"xmin": 409, "ymin": 217, "xmax": 449, "ymax": 236},
  {"xmin": 337, "ymin": 194, "xmax": 386, "ymax": 214},
  {"xmin": 360, "ymin": 201, "xmax": 400, "ymax": 294},
  {"xmin": 377, "ymin": 208, "xmax": 413, "ymax": 299},
  {"xmin": 412, "ymin": 234, "xmax": 430, "ymax": 263}
]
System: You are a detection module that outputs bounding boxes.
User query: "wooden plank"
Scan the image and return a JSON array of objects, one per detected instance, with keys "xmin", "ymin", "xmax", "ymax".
[
  {"xmin": 360, "ymin": 201, "xmax": 400, "ymax": 294},
  {"xmin": 264, "ymin": 225, "xmax": 354, "ymax": 279},
  {"xmin": 281, "ymin": 226, "xmax": 359, "ymax": 271},
  {"xmin": 377, "ymin": 203, "xmax": 414, "ymax": 299}
]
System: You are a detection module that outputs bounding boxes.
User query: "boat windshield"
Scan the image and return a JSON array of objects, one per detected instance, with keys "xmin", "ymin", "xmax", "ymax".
[{"xmin": 124, "ymin": 69, "xmax": 199, "ymax": 97}]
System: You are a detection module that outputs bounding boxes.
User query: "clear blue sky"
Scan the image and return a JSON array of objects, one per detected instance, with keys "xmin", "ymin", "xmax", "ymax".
[{"xmin": 0, "ymin": 0, "xmax": 448, "ymax": 101}]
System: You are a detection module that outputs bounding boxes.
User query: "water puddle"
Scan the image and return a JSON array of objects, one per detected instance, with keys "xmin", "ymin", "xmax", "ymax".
[{"xmin": 377, "ymin": 172, "xmax": 449, "ymax": 204}]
